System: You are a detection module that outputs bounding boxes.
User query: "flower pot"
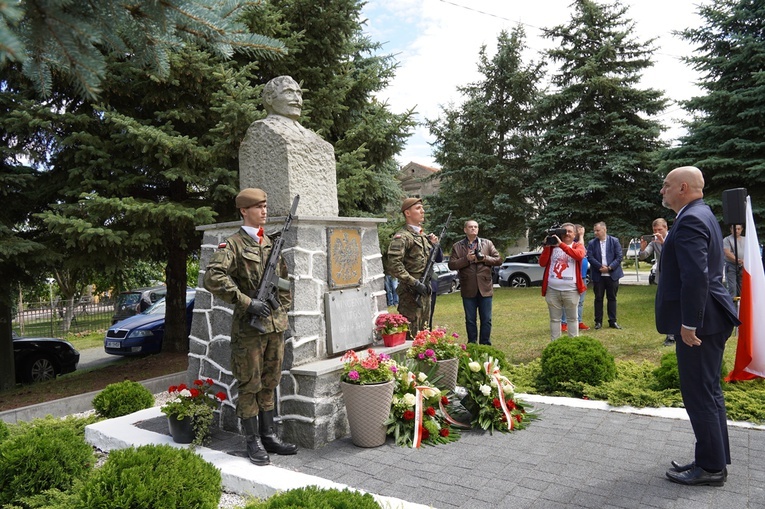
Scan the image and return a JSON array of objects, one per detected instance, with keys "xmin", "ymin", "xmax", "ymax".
[
  {"xmin": 340, "ymin": 379, "xmax": 395, "ymax": 447},
  {"xmin": 432, "ymin": 357, "xmax": 459, "ymax": 392},
  {"xmin": 167, "ymin": 415, "xmax": 195, "ymax": 444},
  {"xmin": 381, "ymin": 331, "xmax": 407, "ymax": 347}
]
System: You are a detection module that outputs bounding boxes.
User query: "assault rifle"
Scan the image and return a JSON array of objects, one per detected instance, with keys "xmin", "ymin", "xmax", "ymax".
[
  {"xmin": 249, "ymin": 195, "xmax": 299, "ymax": 333},
  {"xmin": 415, "ymin": 212, "xmax": 452, "ymax": 306}
]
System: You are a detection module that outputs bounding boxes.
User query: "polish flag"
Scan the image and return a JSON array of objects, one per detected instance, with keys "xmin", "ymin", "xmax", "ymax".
[{"xmin": 725, "ymin": 196, "xmax": 765, "ymax": 382}]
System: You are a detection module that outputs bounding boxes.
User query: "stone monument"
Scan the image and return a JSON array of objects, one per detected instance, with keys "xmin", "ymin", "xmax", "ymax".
[
  {"xmin": 239, "ymin": 75, "xmax": 339, "ymax": 218},
  {"xmin": 188, "ymin": 76, "xmax": 399, "ymax": 449}
]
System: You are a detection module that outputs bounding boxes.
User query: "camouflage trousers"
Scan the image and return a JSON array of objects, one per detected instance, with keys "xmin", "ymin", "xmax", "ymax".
[
  {"xmin": 231, "ymin": 331, "xmax": 284, "ymax": 419},
  {"xmin": 397, "ymin": 284, "xmax": 430, "ymax": 340}
]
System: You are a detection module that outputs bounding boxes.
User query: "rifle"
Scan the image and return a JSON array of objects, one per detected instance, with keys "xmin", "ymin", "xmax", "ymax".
[
  {"xmin": 249, "ymin": 195, "xmax": 300, "ymax": 333},
  {"xmin": 415, "ymin": 212, "xmax": 452, "ymax": 306}
]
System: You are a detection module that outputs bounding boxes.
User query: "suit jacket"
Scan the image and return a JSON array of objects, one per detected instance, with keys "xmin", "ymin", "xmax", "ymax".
[
  {"xmin": 586, "ymin": 235, "xmax": 625, "ymax": 282},
  {"xmin": 655, "ymin": 199, "xmax": 739, "ymax": 335},
  {"xmin": 448, "ymin": 237, "xmax": 502, "ymax": 298}
]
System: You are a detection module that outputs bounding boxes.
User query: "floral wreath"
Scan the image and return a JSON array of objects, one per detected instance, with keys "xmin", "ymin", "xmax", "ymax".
[{"xmin": 385, "ymin": 361, "xmax": 462, "ymax": 447}]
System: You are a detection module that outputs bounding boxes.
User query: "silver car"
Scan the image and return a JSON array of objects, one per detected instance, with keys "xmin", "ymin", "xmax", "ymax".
[{"xmin": 497, "ymin": 251, "xmax": 544, "ymax": 287}]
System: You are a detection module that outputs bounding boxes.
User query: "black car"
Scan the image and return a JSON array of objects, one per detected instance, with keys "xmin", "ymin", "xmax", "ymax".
[
  {"xmin": 433, "ymin": 262, "xmax": 459, "ymax": 295},
  {"xmin": 12, "ymin": 331, "xmax": 80, "ymax": 384},
  {"xmin": 111, "ymin": 285, "xmax": 167, "ymax": 324}
]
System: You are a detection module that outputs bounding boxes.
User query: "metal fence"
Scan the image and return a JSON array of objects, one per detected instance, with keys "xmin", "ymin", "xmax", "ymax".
[{"xmin": 13, "ymin": 298, "xmax": 115, "ymax": 338}]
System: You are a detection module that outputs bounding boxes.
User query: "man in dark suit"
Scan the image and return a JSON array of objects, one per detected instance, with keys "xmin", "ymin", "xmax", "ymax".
[
  {"xmin": 586, "ymin": 222, "xmax": 624, "ymax": 329},
  {"xmin": 448, "ymin": 220, "xmax": 502, "ymax": 344},
  {"xmin": 657, "ymin": 166, "xmax": 740, "ymax": 486}
]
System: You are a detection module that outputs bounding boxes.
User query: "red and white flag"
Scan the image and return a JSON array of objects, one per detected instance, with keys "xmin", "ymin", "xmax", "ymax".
[{"xmin": 725, "ymin": 196, "xmax": 765, "ymax": 381}]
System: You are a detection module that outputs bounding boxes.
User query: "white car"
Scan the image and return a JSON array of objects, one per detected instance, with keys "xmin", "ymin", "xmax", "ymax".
[{"xmin": 497, "ymin": 251, "xmax": 544, "ymax": 287}]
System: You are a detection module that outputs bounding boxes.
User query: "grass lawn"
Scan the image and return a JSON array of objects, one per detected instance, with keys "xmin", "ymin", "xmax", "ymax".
[{"xmin": 427, "ymin": 284, "xmax": 740, "ymax": 371}]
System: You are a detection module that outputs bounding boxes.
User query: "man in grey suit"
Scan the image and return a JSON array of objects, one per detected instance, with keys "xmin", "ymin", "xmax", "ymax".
[
  {"xmin": 657, "ymin": 166, "xmax": 740, "ymax": 486},
  {"xmin": 586, "ymin": 222, "xmax": 624, "ymax": 329}
]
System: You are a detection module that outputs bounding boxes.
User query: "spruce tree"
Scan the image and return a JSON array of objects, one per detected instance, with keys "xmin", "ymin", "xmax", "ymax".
[
  {"xmin": 427, "ymin": 27, "xmax": 544, "ymax": 249},
  {"xmin": 659, "ymin": 0, "xmax": 765, "ymax": 222},
  {"xmin": 529, "ymin": 0, "xmax": 668, "ymax": 243}
]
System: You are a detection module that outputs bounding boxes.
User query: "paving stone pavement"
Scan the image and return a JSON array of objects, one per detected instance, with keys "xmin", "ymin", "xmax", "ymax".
[{"xmin": 137, "ymin": 401, "xmax": 765, "ymax": 509}]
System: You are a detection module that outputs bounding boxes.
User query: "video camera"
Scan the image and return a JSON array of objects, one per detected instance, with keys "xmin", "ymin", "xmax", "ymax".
[
  {"xmin": 474, "ymin": 241, "xmax": 484, "ymax": 261},
  {"xmin": 544, "ymin": 227, "xmax": 567, "ymax": 246}
]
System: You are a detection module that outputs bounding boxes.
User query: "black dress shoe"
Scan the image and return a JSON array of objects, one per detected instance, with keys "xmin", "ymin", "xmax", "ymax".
[
  {"xmin": 594, "ymin": 323, "xmax": 602, "ymax": 330},
  {"xmin": 666, "ymin": 466, "xmax": 725, "ymax": 486},
  {"xmin": 609, "ymin": 323, "xmax": 622, "ymax": 329},
  {"xmin": 671, "ymin": 461, "xmax": 727, "ymax": 481}
]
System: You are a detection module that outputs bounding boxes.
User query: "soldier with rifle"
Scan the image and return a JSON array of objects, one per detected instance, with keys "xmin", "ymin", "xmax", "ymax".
[
  {"xmin": 387, "ymin": 197, "xmax": 444, "ymax": 339},
  {"xmin": 203, "ymin": 188, "xmax": 298, "ymax": 466}
]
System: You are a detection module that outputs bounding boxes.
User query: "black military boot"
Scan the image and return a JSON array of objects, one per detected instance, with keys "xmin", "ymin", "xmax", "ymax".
[
  {"xmin": 241, "ymin": 416, "xmax": 270, "ymax": 465},
  {"xmin": 259, "ymin": 410, "xmax": 298, "ymax": 455}
]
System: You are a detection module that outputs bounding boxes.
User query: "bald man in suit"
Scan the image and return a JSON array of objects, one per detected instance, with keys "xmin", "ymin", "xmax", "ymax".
[{"xmin": 657, "ymin": 166, "xmax": 740, "ymax": 486}]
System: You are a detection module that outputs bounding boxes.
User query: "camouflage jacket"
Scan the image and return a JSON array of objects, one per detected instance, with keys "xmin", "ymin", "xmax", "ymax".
[
  {"xmin": 203, "ymin": 228, "xmax": 291, "ymax": 335},
  {"xmin": 386, "ymin": 227, "xmax": 434, "ymax": 287}
]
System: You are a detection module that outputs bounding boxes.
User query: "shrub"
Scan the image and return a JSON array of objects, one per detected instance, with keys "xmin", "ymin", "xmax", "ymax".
[
  {"xmin": 537, "ymin": 335, "xmax": 616, "ymax": 396},
  {"xmin": 92, "ymin": 380, "xmax": 154, "ymax": 418},
  {"xmin": 653, "ymin": 352, "xmax": 680, "ymax": 390},
  {"xmin": 78, "ymin": 444, "xmax": 221, "ymax": 508},
  {"xmin": 0, "ymin": 420, "xmax": 9, "ymax": 444},
  {"xmin": 0, "ymin": 422, "xmax": 95, "ymax": 505},
  {"xmin": 243, "ymin": 486, "xmax": 379, "ymax": 508}
]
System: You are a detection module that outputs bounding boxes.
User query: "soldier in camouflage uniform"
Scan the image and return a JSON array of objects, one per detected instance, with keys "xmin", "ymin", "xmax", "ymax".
[
  {"xmin": 387, "ymin": 197, "xmax": 441, "ymax": 338},
  {"xmin": 203, "ymin": 188, "xmax": 297, "ymax": 466}
]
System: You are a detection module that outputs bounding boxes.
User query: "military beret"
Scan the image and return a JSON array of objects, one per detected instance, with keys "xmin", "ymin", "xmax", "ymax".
[
  {"xmin": 235, "ymin": 188, "xmax": 267, "ymax": 208},
  {"xmin": 401, "ymin": 197, "xmax": 422, "ymax": 213}
]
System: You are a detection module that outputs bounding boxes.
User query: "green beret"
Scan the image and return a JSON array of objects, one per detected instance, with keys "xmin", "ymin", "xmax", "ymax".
[
  {"xmin": 236, "ymin": 188, "xmax": 267, "ymax": 208},
  {"xmin": 401, "ymin": 197, "xmax": 423, "ymax": 213}
]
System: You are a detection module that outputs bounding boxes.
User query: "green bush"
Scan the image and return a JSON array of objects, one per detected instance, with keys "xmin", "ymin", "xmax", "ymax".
[
  {"xmin": 92, "ymin": 380, "xmax": 154, "ymax": 418},
  {"xmin": 653, "ymin": 352, "xmax": 680, "ymax": 390},
  {"xmin": 244, "ymin": 486, "xmax": 379, "ymax": 508},
  {"xmin": 0, "ymin": 422, "xmax": 95, "ymax": 505},
  {"xmin": 78, "ymin": 444, "xmax": 221, "ymax": 508},
  {"xmin": 537, "ymin": 335, "xmax": 616, "ymax": 396},
  {"xmin": 0, "ymin": 420, "xmax": 9, "ymax": 444}
]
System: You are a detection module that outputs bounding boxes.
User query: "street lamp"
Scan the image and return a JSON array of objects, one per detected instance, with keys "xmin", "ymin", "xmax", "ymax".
[{"xmin": 46, "ymin": 278, "xmax": 55, "ymax": 336}]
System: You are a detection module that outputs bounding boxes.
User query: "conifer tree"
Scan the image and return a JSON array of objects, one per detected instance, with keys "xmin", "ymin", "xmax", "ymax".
[
  {"xmin": 529, "ymin": 0, "xmax": 667, "ymax": 242},
  {"xmin": 426, "ymin": 27, "xmax": 544, "ymax": 249},
  {"xmin": 659, "ymin": 0, "xmax": 765, "ymax": 221}
]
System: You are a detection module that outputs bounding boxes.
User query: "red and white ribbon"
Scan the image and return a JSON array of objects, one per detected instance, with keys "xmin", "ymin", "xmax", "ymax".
[
  {"xmin": 412, "ymin": 385, "xmax": 429, "ymax": 448},
  {"xmin": 486, "ymin": 362, "xmax": 514, "ymax": 431},
  {"xmin": 438, "ymin": 398, "xmax": 471, "ymax": 429}
]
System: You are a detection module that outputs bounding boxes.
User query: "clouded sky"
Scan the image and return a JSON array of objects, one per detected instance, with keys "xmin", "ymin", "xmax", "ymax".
[{"xmin": 361, "ymin": 0, "xmax": 708, "ymax": 167}]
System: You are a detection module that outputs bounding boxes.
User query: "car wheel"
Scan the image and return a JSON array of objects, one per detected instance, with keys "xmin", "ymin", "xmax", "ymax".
[
  {"xmin": 449, "ymin": 281, "xmax": 458, "ymax": 293},
  {"xmin": 509, "ymin": 274, "xmax": 531, "ymax": 288},
  {"xmin": 23, "ymin": 355, "xmax": 57, "ymax": 383}
]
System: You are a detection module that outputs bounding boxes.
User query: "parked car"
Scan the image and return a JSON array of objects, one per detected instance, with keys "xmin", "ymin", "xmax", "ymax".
[
  {"xmin": 649, "ymin": 262, "xmax": 657, "ymax": 285},
  {"xmin": 111, "ymin": 285, "xmax": 168, "ymax": 324},
  {"xmin": 433, "ymin": 262, "xmax": 459, "ymax": 295},
  {"xmin": 12, "ymin": 330, "xmax": 80, "ymax": 384},
  {"xmin": 105, "ymin": 289, "xmax": 195, "ymax": 356},
  {"xmin": 497, "ymin": 251, "xmax": 544, "ymax": 288},
  {"xmin": 625, "ymin": 239, "xmax": 641, "ymax": 259}
]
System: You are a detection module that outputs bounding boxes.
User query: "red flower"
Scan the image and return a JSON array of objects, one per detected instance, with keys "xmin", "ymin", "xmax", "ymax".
[
  {"xmin": 439, "ymin": 428, "xmax": 450, "ymax": 437},
  {"xmin": 501, "ymin": 415, "xmax": 507, "ymax": 422},
  {"xmin": 215, "ymin": 391, "xmax": 227, "ymax": 402},
  {"xmin": 441, "ymin": 396, "xmax": 449, "ymax": 405},
  {"xmin": 425, "ymin": 407, "xmax": 436, "ymax": 417},
  {"xmin": 189, "ymin": 388, "xmax": 201, "ymax": 398},
  {"xmin": 193, "ymin": 379, "xmax": 205, "ymax": 387},
  {"xmin": 168, "ymin": 385, "xmax": 177, "ymax": 393},
  {"xmin": 492, "ymin": 398, "xmax": 501, "ymax": 409},
  {"xmin": 506, "ymin": 399, "xmax": 517, "ymax": 410},
  {"xmin": 420, "ymin": 426, "xmax": 430, "ymax": 440},
  {"xmin": 515, "ymin": 414, "xmax": 523, "ymax": 423},
  {"xmin": 206, "ymin": 378, "xmax": 214, "ymax": 385},
  {"xmin": 177, "ymin": 384, "xmax": 187, "ymax": 391},
  {"xmin": 403, "ymin": 410, "xmax": 415, "ymax": 421}
]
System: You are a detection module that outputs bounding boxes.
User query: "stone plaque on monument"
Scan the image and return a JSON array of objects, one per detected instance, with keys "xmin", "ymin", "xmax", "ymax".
[
  {"xmin": 327, "ymin": 227, "xmax": 362, "ymax": 289},
  {"xmin": 324, "ymin": 288, "xmax": 373, "ymax": 355}
]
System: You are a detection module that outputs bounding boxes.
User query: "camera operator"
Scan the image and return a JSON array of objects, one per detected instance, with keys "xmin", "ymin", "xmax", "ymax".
[
  {"xmin": 639, "ymin": 218, "xmax": 673, "ymax": 345},
  {"xmin": 538, "ymin": 223, "xmax": 587, "ymax": 341},
  {"xmin": 448, "ymin": 220, "xmax": 502, "ymax": 345}
]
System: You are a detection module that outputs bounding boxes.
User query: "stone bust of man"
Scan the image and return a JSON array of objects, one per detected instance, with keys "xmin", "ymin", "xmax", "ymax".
[
  {"xmin": 263, "ymin": 76, "xmax": 303, "ymax": 120},
  {"xmin": 239, "ymin": 75, "xmax": 339, "ymax": 217}
]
